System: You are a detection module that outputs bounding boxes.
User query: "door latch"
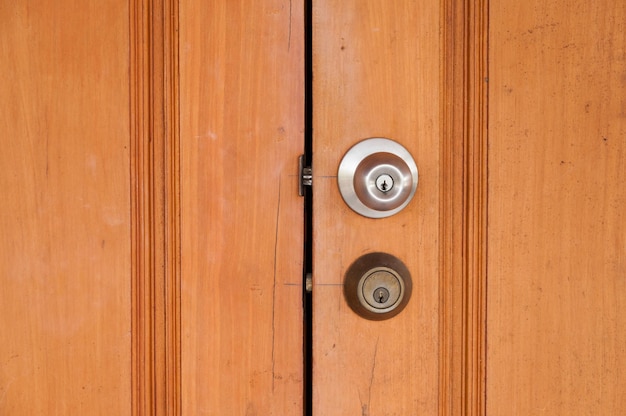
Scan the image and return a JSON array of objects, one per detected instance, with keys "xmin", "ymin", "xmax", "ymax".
[{"xmin": 298, "ymin": 154, "xmax": 312, "ymax": 196}]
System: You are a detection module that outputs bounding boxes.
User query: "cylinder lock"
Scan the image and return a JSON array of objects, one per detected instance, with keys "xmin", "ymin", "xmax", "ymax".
[
  {"xmin": 338, "ymin": 138, "xmax": 418, "ymax": 218},
  {"xmin": 343, "ymin": 252, "xmax": 412, "ymax": 321}
]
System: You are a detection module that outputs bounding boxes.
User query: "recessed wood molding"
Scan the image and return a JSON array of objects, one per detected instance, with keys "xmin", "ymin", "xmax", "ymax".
[
  {"xmin": 130, "ymin": 0, "xmax": 181, "ymax": 415},
  {"xmin": 440, "ymin": 0, "xmax": 488, "ymax": 415}
]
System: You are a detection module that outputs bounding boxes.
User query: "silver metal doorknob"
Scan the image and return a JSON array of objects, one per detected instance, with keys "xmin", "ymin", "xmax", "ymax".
[
  {"xmin": 338, "ymin": 138, "xmax": 418, "ymax": 218},
  {"xmin": 343, "ymin": 252, "xmax": 412, "ymax": 321}
]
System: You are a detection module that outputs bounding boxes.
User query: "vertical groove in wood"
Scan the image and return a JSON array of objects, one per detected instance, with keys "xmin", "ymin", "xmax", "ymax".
[
  {"xmin": 465, "ymin": 1, "xmax": 488, "ymax": 412},
  {"xmin": 440, "ymin": 0, "xmax": 488, "ymax": 414},
  {"xmin": 130, "ymin": 0, "xmax": 181, "ymax": 414},
  {"xmin": 164, "ymin": 0, "xmax": 181, "ymax": 413}
]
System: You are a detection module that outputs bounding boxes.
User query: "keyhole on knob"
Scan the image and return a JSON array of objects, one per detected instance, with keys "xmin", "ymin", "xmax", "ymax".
[
  {"xmin": 375, "ymin": 174, "xmax": 394, "ymax": 193},
  {"xmin": 374, "ymin": 287, "xmax": 390, "ymax": 304}
]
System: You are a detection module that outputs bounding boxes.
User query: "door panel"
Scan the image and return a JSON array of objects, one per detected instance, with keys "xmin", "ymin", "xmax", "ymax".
[
  {"xmin": 179, "ymin": 0, "xmax": 305, "ymax": 414},
  {"xmin": 0, "ymin": 1, "xmax": 131, "ymax": 414},
  {"xmin": 312, "ymin": 1, "xmax": 440, "ymax": 414},
  {"xmin": 488, "ymin": 0, "xmax": 626, "ymax": 413}
]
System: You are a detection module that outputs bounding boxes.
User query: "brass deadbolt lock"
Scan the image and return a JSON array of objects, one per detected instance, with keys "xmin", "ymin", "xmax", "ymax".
[{"xmin": 343, "ymin": 252, "xmax": 412, "ymax": 321}]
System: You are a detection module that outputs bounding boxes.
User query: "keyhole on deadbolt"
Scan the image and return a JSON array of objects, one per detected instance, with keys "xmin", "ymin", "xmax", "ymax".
[
  {"xmin": 375, "ymin": 174, "xmax": 394, "ymax": 193},
  {"xmin": 374, "ymin": 287, "xmax": 390, "ymax": 304}
]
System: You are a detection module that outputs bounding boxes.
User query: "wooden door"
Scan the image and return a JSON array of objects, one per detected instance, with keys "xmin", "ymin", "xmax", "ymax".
[
  {"xmin": 1, "ymin": 0, "xmax": 306, "ymax": 414},
  {"xmin": 311, "ymin": 0, "xmax": 626, "ymax": 415},
  {"xmin": 0, "ymin": 1, "xmax": 131, "ymax": 414},
  {"xmin": 487, "ymin": 0, "xmax": 626, "ymax": 414},
  {"xmin": 3, "ymin": 0, "xmax": 624, "ymax": 415}
]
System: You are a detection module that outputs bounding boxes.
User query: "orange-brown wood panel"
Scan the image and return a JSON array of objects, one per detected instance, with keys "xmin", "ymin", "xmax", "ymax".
[
  {"xmin": 0, "ymin": 1, "xmax": 131, "ymax": 414},
  {"xmin": 312, "ymin": 1, "xmax": 440, "ymax": 414},
  {"xmin": 488, "ymin": 0, "xmax": 626, "ymax": 414},
  {"xmin": 179, "ymin": 0, "xmax": 305, "ymax": 414}
]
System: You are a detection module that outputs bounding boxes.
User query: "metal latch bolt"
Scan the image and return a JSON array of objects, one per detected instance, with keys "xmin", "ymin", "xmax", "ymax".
[{"xmin": 298, "ymin": 155, "xmax": 312, "ymax": 196}]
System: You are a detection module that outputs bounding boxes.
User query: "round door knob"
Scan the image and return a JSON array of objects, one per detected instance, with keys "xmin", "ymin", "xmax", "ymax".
[
  {"xmin": 338, "ymin": 138, "xmax": 418, "ymax": 218},
  {"xmin": 343, "ymin": 252, "xmax": 412, "ymax": 321}
]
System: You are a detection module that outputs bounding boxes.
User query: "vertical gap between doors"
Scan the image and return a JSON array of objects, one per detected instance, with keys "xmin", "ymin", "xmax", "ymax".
[{"xmin": 303, "ymin": 0, "xmax": 313, "ymax": 415}]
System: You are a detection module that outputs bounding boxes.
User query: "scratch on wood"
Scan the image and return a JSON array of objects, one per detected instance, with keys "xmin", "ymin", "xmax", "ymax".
[
  {"xmin": 367, "ymin": 337, "xmax": 379, "ymax": 410},
  {"xmin": 288, "ymin": 0, "xmax": 292, "ymax": 51},
  {"xmin": 271, "ymin": 178, "xmax": 281, "ymax": 391},
  {"xmin": 287, "ymin": 0, "xmax": 293, "ymax": 52},
  {"xmin": 45, "ymin": 133, "xmax": 49, "ymax": 178},
  {"xmin": 358, "ymin": 336, "xmax": 379, "ymax": 415},
  {"xmin": 358, "ymin": 390, "xmax": 368, "ymax": 416}
]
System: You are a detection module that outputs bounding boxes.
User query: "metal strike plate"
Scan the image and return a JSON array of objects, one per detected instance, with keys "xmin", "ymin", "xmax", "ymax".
[
  {"xmin": 343, "ymin": 252, "xmax": 412, "ymax": 321},
  {"xmin": 337, "ymin": 138, "xmax": 418, "ymax": 218}
]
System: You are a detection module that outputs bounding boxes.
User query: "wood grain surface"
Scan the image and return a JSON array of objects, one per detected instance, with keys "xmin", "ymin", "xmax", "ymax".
[
  {"xmin": 488, "ymin": 0, "xmax": 626, "ymax": 413},
  {"xmin": 312, "ymin": 1, "xmax": 440, "ymax": 414},
  {"xmin": 0, "ymin": 1, "xmax": 131, "ymax": 414},
  {"xmin": 179, "ymin": 1, "xmax": 305, "ymax": 414}
]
